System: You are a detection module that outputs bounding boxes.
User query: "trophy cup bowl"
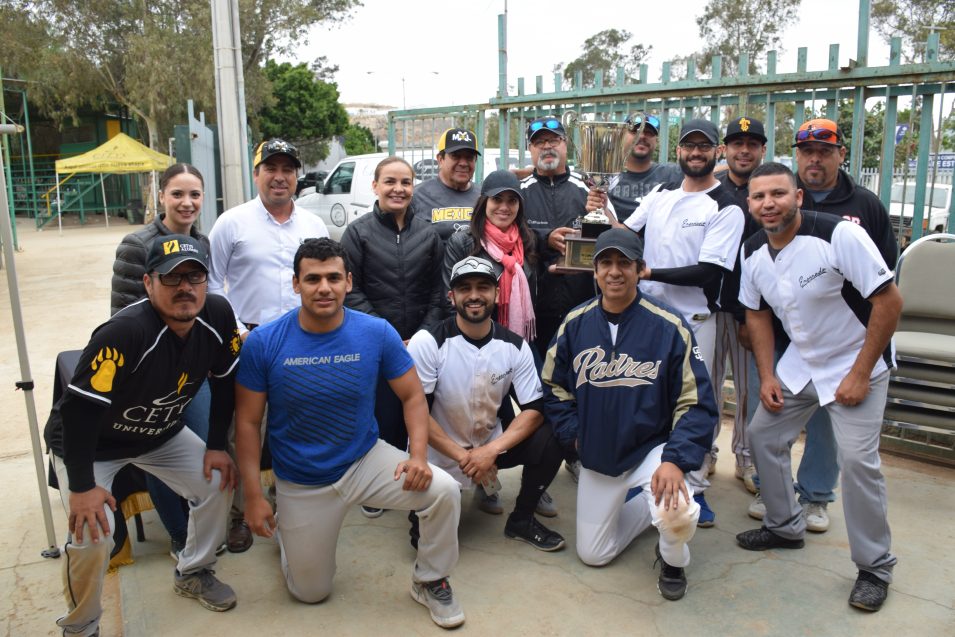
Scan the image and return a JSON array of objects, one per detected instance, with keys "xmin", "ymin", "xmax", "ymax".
[{"xmin": 556, "ymin": 111, "xmax": 632, "ymax": 271}]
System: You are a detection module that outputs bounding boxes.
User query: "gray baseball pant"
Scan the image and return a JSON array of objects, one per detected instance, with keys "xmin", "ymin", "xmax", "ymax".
[
  {"xmin": 749, "ymin": 371, "xmax": 897, "ymax": 582},
  {"xmin": 274, "ymin": 440, "xmax": 460, "ymax": 603},
  {"xmin": 52, "ymin": 427, "xmax": 231, "ymax": 636}
]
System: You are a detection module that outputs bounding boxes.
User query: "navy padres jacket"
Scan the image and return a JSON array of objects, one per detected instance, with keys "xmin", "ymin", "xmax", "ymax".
[{"xmin": 542, "ymin": 292, "xmax": 718, "ymax": 477}]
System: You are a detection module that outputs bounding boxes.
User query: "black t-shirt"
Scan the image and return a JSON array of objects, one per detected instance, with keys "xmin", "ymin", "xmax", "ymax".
[{"xmin": 45, "ymin": 294, "xmax": 241, "ymax": 478}]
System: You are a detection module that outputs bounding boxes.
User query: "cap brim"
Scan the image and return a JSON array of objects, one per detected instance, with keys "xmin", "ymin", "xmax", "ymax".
[
  {"xmin": 680, "ymin": 129, "xmax": 719, "ymax": 144},
  {"xmin": 529, "ymin": 129, "xmax": 566, "ymax": 141},
  {"xmin": 592, "ymin": 245, "xmax": 642, "ymax": 262},
  {"xmin": 724, "ymin": 132, "xmax": 767, "ymax": 144},
  {"xmin": 792, "ymin": 140, "xmax": 841, "ymax": 148},
  {"xmin": 256, "ymin": 152, "xmax": 303, "ymax": 169},
  {"xmin": 483, "ymin": 186, "xmax": 522, "ymax": 200},
  {"xmin": 449, "ymin": 271, "xmax": 498, "ymax": 287},
  {"xmin": 153, "ymin": 256, "xmax": 209, "ymax": 275},
  {"xmin": 443, "ymin": 145, "xmax": 481, "ymax": 156}
]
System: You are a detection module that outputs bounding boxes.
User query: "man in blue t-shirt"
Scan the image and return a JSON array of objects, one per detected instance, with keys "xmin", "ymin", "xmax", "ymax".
[{"xmin": 234, "ymin": 238, "xmax": 465, "ymax": 629}]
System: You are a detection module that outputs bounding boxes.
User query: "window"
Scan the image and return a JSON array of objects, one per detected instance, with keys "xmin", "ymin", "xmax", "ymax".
[{"xmin": 324, "ymin": 162, "xmax": 355, "ymax": 195}]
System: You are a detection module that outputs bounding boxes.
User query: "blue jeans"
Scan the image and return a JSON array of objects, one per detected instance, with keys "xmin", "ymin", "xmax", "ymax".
[
  {"xmin": 747, "ymin": 354, "xmax": 838, "ymax": 503},
  {"xmin": 145, "ymin": 379, "xmax": 211, "ymax": 543}
]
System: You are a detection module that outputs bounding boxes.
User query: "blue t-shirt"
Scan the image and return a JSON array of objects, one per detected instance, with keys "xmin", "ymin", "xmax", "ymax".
[{"xmin": 237, "ymin": 308, "xmax": 414, "ymax": 486}]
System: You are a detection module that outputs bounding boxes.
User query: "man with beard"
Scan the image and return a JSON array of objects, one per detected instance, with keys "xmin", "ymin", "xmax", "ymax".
[
  {"xmin": 623, "ymin": 119, "xmax": 745, "ymax": 527},
  {"xmin": 608, "ymin": 113, "xmax": 684, "ymax": 223},
  {"xmin": 412, "ymin": 128, "xmax": 481, "ymax": 247},
  {"xmin": 44, "ymin": 235, "xmax": 241, "ymax": 635},
  {"xmin": 407, "ymin": 256, "xmax": 566, "ymax": 552},
  {"xmin": 736, "ymin": 162, "xmax": 901, "ymax": 613},
  {"xmin": 208, "ymin": 138, "xmax": 329, "ymax": 552}
]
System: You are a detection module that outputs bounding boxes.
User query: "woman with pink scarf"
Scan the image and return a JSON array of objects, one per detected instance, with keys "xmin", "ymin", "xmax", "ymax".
[{"xmin": 442, "ymin": 170, "xmax": 539, "ymax": 342}]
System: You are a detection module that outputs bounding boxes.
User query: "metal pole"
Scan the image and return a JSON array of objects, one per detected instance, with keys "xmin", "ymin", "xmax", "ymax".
[
  {"xmin": 0, "ymin": 122, "xmax": 60, "ymax": 558},
  {"xmin": 100, "ymin": 175, "xmax": 109, "ymax": 228},
  {"xmin": 211, "ymin": 0, "xmax": 249, "ymax": 211},
  {"xmin": 55, "ymin": 172, "xmax": 63, "ymax": 235}
]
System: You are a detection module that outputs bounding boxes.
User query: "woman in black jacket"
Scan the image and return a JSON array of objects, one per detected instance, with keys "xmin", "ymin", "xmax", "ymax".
[{"xmin": 341, "ymin": 157, "xmax": 444, "ymax": 516}]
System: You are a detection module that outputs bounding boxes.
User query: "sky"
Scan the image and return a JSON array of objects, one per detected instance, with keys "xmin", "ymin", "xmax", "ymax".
[{"xmin": 290, "ymin": 0, "xmax": 892, "ymax": 109}]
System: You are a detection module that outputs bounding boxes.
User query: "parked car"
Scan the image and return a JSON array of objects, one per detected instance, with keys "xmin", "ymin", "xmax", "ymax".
[
  {"xmin": 295, "ymin": 153, "xmax": 386, "ymax": 240},
  {"xmin": 889, "ymin": 182, "xmax": 951, "ymax": 245},
  {"xmin": 295, "ymin": 170, "xmax": 328, "ymax": 197}
]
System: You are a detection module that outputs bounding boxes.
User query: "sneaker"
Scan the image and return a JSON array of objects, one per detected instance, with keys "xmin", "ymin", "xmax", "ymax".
[
  {"xmin": 475, "ymin": 489, "xmax": 503, "ymax": 515},
  {"xmin": 654, "ymin": 542, "xmax": 687, "ymax": 601},
  {"xmin": 693, "ymin": 493, "xmax": 715, "ymax": 528},
  {"xmin": 504, "ymin": 515, "xmax": 566, "ymax": 552},
  {"xmin": 361, "ymin": 506, "xmax": 385, "ymax": 518},
  {"xmin": 747, "ymin": 493, "xmax": 766, "ymax": 520},
  {"xmin": 735, "ymin": 465, "xmax": 758, "ymax": 494},
  {"xmin": 848, "ymin": 570, "xmax": 889, "ymax": 612},
  {"xmin": 216, "ymin": 541, "xmax": 227, "ymax": 556},
  {"xmin": 169, "ymin": 537, "xmax": 186, "ymax": 561},
  {"xmin": 226, "ymin": 519, "xmax": 252, "ymax": 553},
  {"xmin": 736, "ymin": 526, "xmax": 805, "ymax": 551},
  {"xmin": 565, "ymin": 460, "xmax": 581, "ymax": 484},
  {"xmin": 410, "ymin": 578, "xmax": 465, "ymax": 628},
  {"xmin": 535, "ymin": 489, "xmax": 558, "ymax": 518},
  {"xmin": 174, "ymin": 568, "xmax": 237, "ymax": 612},
  {"xmin": 802, "ymin": 502, "xmax": 830, "ymax": 533}
]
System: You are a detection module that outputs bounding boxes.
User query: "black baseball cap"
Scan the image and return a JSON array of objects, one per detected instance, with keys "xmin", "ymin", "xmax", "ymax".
[
  {"xmin": 480, "ymin": 170, "xmax": 524, "ymax": 199},
  {"xmin": 254, "ymin": 138, "xmax": 302, "ymax": 169},
  {"xmin": 593, "ymin": 228, "xmax": 644, "ymax": 262},
  {"xmin": 449, "ymin": 256, "xmax": 498, "ymax": 287},
  {"xmin": 679, "ymin": 119, "xmax": 720, "ymax": 144},
  {"xmin": 146, "ymin": 234, "xmax": 209, "ymax": 274},
  {"xmin": 724, "ymin": 116, "xmax": 767, "ymax": 144},
  {"xmin": 527, "ymin": 116, "xmax": 566, "ymax": 141},
  {"xmin": 438, "ymin": 128, "xmax": 481, "ymax": 155}
]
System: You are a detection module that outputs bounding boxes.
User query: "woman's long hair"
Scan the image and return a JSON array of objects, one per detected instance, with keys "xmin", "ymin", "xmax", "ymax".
[{"xmin": 468, "ymin": 194, "xmax": 537, "ymax": 265}]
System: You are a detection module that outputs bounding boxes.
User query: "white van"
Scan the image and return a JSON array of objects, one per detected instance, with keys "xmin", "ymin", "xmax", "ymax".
[
  {"xmin": 889, "ymin": 182, "xmax": 952, "ymax": 244},
  {"xmin": 295, "ymin": 153, "xmax": 386, "ymax": 240}
]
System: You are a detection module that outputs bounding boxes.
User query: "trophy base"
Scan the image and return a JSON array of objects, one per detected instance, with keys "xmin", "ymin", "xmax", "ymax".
[{"xmin": 555, "ymin": 232, "xmax": 597, "ymax": 273}]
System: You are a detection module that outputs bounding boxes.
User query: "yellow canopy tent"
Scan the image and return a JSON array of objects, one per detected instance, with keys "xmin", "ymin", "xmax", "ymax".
[{"xmin": 51, "ymin": 133, "xmax": 174, "ymax": 232}]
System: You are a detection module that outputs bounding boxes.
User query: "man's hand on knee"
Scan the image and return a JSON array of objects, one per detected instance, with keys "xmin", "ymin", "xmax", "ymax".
[
  {"xmin": 68, "ymin": 487, "xmax": 117, "ymax": 543},
  {"xmin": 651, "ymin": 462, "xmax": 689, "ymax": 511},
  {"xmin": 245, "ymin": 496, "xmax": 275, "ymax": 538},
  {"xmin": 395, "ymin": 456, "xmax": 433, "ymax": 491},
  {"xmin": 204, "ymin": 449, "xmax": 237, "ymax": 491}
]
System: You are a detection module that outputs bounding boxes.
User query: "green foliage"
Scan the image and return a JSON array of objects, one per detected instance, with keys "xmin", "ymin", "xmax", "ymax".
[
  {"xmin": 872, "ymin": 1, "xmax": 953, "ymax": 62},
  {"xmin": 561, "ymin": 29, "xmax": 651, "ymax": 89},
  {"xmin": 343, "ymin": 123, "xmax": 376, "ymax": 155},
  {"xmin": 696, "ymin": 0, "xmax": 801, "ymax": 75},
  {"xmin": 259, "ymin": 60, "xmax": 349, "ymax": 163}
]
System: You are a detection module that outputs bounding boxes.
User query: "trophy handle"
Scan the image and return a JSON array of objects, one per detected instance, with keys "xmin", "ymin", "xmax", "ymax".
[{"xmin": 561, "ymin": 110, "xmax": 578, "ymax": 128}]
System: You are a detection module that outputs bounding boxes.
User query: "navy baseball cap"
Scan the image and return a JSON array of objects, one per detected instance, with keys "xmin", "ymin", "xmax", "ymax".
[
  {"xmin": 593, "ymin": 228, "xmax": 644, "ymax": 262},
  {"xmin": 253, "ymin": 138, "xmax": 302, "ymax": 169},
  {"xmin": 679, "ymin": 119, "xmax": 720, "ymax": 145},
  {"xmin": 724, "ymin": 116, "xmax": 767, "ymax": 144},
  {"xmin": 480, "ymin": 170, "xmax": 524, "ymax": 199},
  {"xmin": 449, "ymin": 256, "xmax": 499, "ymax": 287},
  {"xmin": 527, "ymin": 116, "xmax": 566, "ymax": 141},
  {"xmin": 146, "ymin": 234, "xmax": 209, "ymax": 274}
]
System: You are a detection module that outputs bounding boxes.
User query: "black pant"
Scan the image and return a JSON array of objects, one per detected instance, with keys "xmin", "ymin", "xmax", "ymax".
[{"xmin": 374, "ymin": 376, "xmax": 408, "ymax": 451}]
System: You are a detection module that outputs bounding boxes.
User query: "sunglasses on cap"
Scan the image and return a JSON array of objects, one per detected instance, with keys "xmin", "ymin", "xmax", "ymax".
[
  {"xmin": 528, "ymin": 119, "xmax": 562, "ymax": 134},
  {"xmin": 795, "ymin": 128, "xmax": 839, "ymax": 143},
  {"xmin": 625, "ymin": 114, "xmax": 660, "ymax": 130}
]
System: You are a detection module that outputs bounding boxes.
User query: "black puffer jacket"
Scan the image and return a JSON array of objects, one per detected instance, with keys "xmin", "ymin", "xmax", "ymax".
[
  {"xmin": 110, "ymin": 215, "xmax": 209, "ymax": 315},
  {"xmin": 442, "ymin": 231, "xmax": 539, "ymax": 318},
  {"xmin": 341, "ymin": 203, "xmax": 445, "ymax": 340}
]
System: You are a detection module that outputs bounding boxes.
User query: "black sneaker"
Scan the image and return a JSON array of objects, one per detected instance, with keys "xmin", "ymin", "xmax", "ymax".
[
  {"xmin": 736, "ymin": 526, "xmax": 805, "ymax": 551},
  {"xmin": 848, "ymin": 570, "xmax": 889, "ymax": 612},
  {"xmin": 504, "ymin": 515, "xmax": 566, "ymax": 552},
  {"xmin": 654, "ymin": 542, "xmax": 687, "ymax": 601}
]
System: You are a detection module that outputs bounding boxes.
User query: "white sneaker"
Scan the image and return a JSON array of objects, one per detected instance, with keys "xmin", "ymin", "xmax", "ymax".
[
  {"xmin": 803, "ymin": 502, "xmax": 830, "ymax": 533},
  {"xmin": 411, "ymin": 578, "xmax": 465, "ymax": 628},
  {"xmin": 565, "ymin": 460, "xmax": 581, "ymax": 484},
  {"xmin": 747, "ymin": 493, "xmax": 766, "ymax": 520},
  {"xmin": 535, "ymin": 489, "xmax": 558, "ymax": 518},
  {"xmin": 735, "ymin": 465, "xmax": 758, "ymax": 494},
  {"xmin": 474, "ymin": 489, "xmax": 503, "ymax": 515}
]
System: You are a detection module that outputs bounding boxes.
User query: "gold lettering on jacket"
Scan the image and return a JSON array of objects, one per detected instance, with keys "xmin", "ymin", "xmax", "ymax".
[{"xmin": 573, "ymin": 345, "xmax": 661, "ymax": 388}]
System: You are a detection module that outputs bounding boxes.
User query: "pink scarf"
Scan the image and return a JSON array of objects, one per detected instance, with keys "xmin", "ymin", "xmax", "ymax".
[{"xmin": 482, "ymin": 221, "xmax": 536, "ymax": 341}]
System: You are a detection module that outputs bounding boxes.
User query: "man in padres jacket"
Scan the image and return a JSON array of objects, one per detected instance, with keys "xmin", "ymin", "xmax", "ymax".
[{"xmin": 542, "ymin": 228, "xmax": 718, "ymax": 601}]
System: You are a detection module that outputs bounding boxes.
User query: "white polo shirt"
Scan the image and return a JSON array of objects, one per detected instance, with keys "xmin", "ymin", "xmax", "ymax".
[
  {"xmin": 625, "ymin": 182, "xmax": 744, "ymax": 321},
  {"xmin": 208, "ymin": 196, "xmax": 328, "ymax": 331},
  {"xmin": 408, "ymin": 318, "xmax": 543, "ymax": 487},
  {"xmin": 739, "ymin": 210, "xmax": 895, "ymax": 405}
]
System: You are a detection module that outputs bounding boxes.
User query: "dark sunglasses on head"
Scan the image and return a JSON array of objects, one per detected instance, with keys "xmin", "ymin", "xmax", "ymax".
[
  {"xmin": 795, "ymin": 128, "xmax": 839, "ymax": 143},
  {"xmin": 528, "ymin": 119, "xmax": 562, "ymax": 134},
  {"xmin": 625, "ymin": 114, "xmax": 660, "ymax": 130}
]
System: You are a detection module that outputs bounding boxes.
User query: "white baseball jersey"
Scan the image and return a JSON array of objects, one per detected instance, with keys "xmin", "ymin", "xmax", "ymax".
[
  {"xmin": 625, "ymin": 182, "xmax": 744, "ymax": 321},
  {"xmin": 739, "ymin": 210, "xmax": 895, "ymax": 405},
  {"xmin": 408, "ymin": 318, "xmax": 543, "ymax": 486}
]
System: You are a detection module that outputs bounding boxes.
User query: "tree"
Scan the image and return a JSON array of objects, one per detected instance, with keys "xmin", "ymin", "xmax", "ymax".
[
  {"xmin": 0, "ymin": 0, "xmax": 359, "ymax": 149},
  {"xmin": 342, "ymin": 123, "xmax": 376, "ymax": 155},
  {"xmin": 259, "ymin": 60, "xmax": 349, "ymax": 163},
  {"xmin": 872, "ymin": 1, "xmax": 953, "ymax": 63},
  {"xmin": 561, "ymin": 29, "xmax": 651, "ymax": 89},
  {"xmin": 695, "ymin": 0, "xmax": 801, "ymax": 76}
]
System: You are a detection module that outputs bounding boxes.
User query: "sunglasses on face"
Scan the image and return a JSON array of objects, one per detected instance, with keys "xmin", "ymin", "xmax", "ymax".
[
  {"xmin": 625, "ymin": 114, "xmax": 660, "ymax": 131},
  {"xmin": 528, "ymin": 119, "xmax": 562, "ymax": 134},
  {"xmin": 795, "ymin": 128, "xmax": 839, "ymax": 143},
  {"xmin": 678, "ymin": 142, "xmax": 716, "ymax": 152}
]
